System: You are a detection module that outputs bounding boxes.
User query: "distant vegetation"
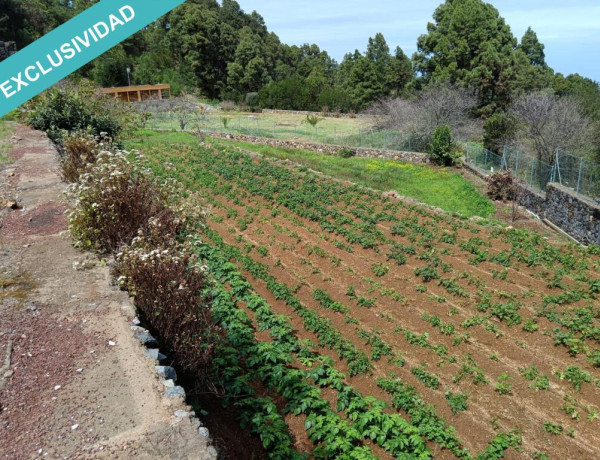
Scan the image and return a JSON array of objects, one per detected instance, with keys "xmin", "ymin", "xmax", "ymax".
[
  {"xmin": 5, "ymin": 0, "xmax": 600, "ymax": 163},
  {"xmin": 127, "ymin": 133, "xmax": 495, "ymax": 218}
]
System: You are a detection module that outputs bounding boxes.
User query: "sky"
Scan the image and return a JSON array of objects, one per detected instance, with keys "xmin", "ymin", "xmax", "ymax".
[{"xmin": 235, "ymin": 0, "xmax": 600, "ymax": 82}]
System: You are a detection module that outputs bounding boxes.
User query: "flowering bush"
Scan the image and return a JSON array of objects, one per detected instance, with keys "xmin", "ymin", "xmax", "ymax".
[
  {"xmin": 61, "ymin": 132, "xmax": 105, "ymax": 183},
  {"xmin": 115, "ymin": 213, "xmax": 222, "ymax": 372},
  {"xmin": 67, "ymin": 149, "xmax": 170, "ymax": 254},
  {"xmin": 67, "ymin": 142, "xmax": 221, "ymax": 371}
]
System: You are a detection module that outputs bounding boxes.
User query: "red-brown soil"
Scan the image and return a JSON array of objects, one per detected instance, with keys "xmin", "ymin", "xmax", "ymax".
[{"xmin": 190, "ymin": 151, "xmax": 600, "ymax": 460}]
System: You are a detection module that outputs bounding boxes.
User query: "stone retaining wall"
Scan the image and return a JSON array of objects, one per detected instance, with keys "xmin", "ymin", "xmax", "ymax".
[
  {"xmin": 545, "ymin": 184, "xmax": 600, "ymax": 245},
  {"xmin": 463, "ymin": 161, "xmax": 600, "ymax": 245},
  {"xmin": 261, "ymin": 108, "xmax": 368, "ymax": 119},
  {"xmin": 205, "ymin": 131, "xmax": 430, "ymax": 164}
]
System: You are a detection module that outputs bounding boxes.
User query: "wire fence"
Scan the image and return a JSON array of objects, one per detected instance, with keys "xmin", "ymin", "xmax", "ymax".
[
  {"xmin": 465, "ymin": 143, "xmax": 600, "ymax": 201},
  {"xmin": 142, "ymin": 105, "xmax": 600, "ymax": 202},
  {"xmin": 144, "ymin": 109, "xmax": 429, "ymax": 152}
]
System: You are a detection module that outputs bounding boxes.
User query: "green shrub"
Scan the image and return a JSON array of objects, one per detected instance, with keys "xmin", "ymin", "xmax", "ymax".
[
  {"xmin": 245, "ymin": 92, "xmax": 260, "ymax": 111},
  {"xmin": 304, "ymin": 114, "xmax": 322, "ymax": 128},
  {"xmin": 26, "ymin": 81, "xmax": 124, "ymax": 143},
  {"xmin": 428, "ymin": 125, "xmax": 459, "ymax": 166},
  {"xmin": 483, "ymin": 112, "xmax": 518, "ymax": 152},
  {"xmin": 337, "ymin": 147, "xmax": 356, "ymax": 158}
]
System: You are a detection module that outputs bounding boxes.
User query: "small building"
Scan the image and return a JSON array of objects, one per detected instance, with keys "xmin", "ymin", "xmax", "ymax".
[{"xmin": 100, "ymin": 84, "xmax": 171, "ymax": 102}]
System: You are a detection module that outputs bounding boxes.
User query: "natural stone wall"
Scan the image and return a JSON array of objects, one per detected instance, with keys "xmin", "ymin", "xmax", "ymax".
[
  {"xmin": 545, "ymin": 184, "xmax": 600, "ymax": 245},
  {"xmin": 0, "ymin": 41, "xmax": 17, "ymax": 62},
  {"xmin": 463, "ymin": 160, "xmax": 600, "ymax": 245},
  {"xmin": 518, "ymin": 185, "xmax": 546, "ymax": 216},
  {"xmin": 261, "ymin": 108, "xmax": 369, "ymax": 119},
  {"xmin": 205, "ymin": 131, "xmax": 430, "ymax": 164}
]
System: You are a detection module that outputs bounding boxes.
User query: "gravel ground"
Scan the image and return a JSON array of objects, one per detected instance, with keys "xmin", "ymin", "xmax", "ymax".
[{"xmin": 0, "ymin": 124, "xmax": 216, "ymax": 459}]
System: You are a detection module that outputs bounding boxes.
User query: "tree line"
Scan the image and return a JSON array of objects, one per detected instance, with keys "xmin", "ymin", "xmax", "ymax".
[{"xmin": 3, "ymin": 0, "xmax": 600, "ymax": 159}]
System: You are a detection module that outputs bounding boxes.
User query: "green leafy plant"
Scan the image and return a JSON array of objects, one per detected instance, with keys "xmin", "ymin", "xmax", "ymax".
[
  {"xmin": 495, "ymin": 373, "xmax": 513, "ymax": 395},
  {"xmin": 556, "ymin": 366, "xmax": 593, "ymax": 391},
  {"xmin": 411, "ymin": 364, "xmax": 440, "ymax": 390},
  {"xmin": 337, "ymin": 147, "xmax": 356, "ymax": 158},
  {"xmin": 428, "ymin": 125, "xmax": 459, "ymax": 166},
  {"xmin": 445, "ymin": 391, "xmax": 468, "ymax": 415},
  {"xmin": 371, "ymin": 263, "xmax": 389, "ymax": 277},
  {"xmin": 542, "ymin": 421, "xmax": 563, "ymax": 435}
]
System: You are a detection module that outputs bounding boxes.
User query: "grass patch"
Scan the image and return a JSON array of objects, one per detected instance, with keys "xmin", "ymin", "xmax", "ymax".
[
  {"xmin": 145, "ymin": 109, "xmax": 372, "ymax": 141},
  {"xmin": 0, "ymin": 121, "xmax": 16, "ymax": 163},
  {"xmin": 211, "ymin": 138, "xmax": 495, "ymax": 218},
  {"xmin": 125, "ymin": 129, "xmax": 200, "ymax": 150}
]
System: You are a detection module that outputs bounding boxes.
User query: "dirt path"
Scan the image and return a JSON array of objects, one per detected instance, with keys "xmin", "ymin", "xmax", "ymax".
[{"xmin": 0, "ymin": 124, "xmax": 217, "ymax": 459}]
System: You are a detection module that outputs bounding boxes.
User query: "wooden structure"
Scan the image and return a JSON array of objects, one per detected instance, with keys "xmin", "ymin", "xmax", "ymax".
[{"xmin": 100, "ymin": 84, "xmax": 171, "ymax": 102}]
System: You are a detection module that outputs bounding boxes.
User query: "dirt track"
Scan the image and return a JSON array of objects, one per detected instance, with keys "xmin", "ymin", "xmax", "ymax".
[{"xmin": 0, "ymin": 124, "xmax": 216, "ymax": 459}]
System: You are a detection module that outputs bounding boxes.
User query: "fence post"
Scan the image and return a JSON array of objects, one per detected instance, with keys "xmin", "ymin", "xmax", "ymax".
[
  {"xmin": 515, "ymin": 151, "xmax": 520, "ymax": 178},
  {"xmin": 555, "ymin": 149, "xmax": 562, "ymax": 184},
  {"xmin": 530, "ymin": 158, "xmax": 535, "ymax": 188},
  {"xmin": 576, "ymin": 157, "xmax": 584, "ymax": 194},
  {"xmin": 484, "ymin": 149, "xmax": 489, "ymax": 170}
]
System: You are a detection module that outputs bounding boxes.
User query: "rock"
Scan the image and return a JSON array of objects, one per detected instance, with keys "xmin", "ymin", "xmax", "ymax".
[
  {"xmin": 165, "ymin": 386, "xmax": 185, "ymax": 398},
  {"xmin": 133, "ymin": 330, "xmax": 158, "ymax": 348},
  {"xmin": 162, "ymin": 379, "xmax": 175, "ymax": 388},
  {"xmin": 146, "ymin": 349, "xmax": 167, "ymax": 362},
  {"xmin": 72, "ymin": 258, "xmax": 96, "ymax": 271},
  {"xmin": 132, "ymin": 317, "xmax": 141, "ymax": 326},
  {"xmin": 174, "ymin": 410, "xmax": 190, "ymax": 418},
  {"xmin": 198, "ymin": 427, "xmax": 210, "ymax": 438},
  {"xmin": 156, "ymin": 366, "xmax": 177, "ymax": 381},
  {"xmin": 6, "ymin": 201, "xmax": 20, "ymax": 210},
  {"xmin": 206, "ymin": 446, "xmax": 218, "ymax": 458}
]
